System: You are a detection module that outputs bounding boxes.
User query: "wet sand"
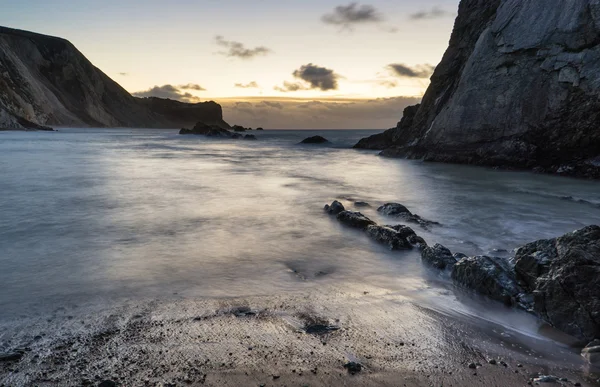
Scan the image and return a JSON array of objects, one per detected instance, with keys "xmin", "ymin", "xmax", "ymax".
[{"xmin": 1, "ymin": 284, "xmax": 598, "ymax": 386}]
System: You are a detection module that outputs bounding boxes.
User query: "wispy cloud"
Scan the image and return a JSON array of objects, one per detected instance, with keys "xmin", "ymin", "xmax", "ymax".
[
  {"xmin": 215, "ymin": 36, "xmax": 272, "ymax": 59},
  {"xmin": 322, "ymin": 3, "xmax": 396, "ymax": 32},
  {"xmin": 179, "ymin": 83, "xmax": 206, "ymax": 91},
  {"xmin": 387, "ymin": 63, "xmax": 435, "ymax": 78},
  {"xmin": 234, "ymin": 81, "xmax": 260, "ymax": 89},
  {"xmin": 409, "ymin": 7, "xmax": 453, "ymax": 20},
  {"xmin": 322, "ymin": 3, "xmax": 381, "ymax": 28},
  {"xmin": 118, "ymin": 72, "xmax": 128, "ymax": 76},
  {"xmin": 274, "ymin": 81, "xmax": 310, "ymax": 92},
  {"xmin": 132, "ymin": 84, "xmax": 206, "ymax": 102}
]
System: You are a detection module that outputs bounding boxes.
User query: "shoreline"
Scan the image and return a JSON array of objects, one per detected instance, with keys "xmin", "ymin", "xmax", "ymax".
[{"xmin": 1, "ymin": 286, "xmax": 598, "ymax": 386}]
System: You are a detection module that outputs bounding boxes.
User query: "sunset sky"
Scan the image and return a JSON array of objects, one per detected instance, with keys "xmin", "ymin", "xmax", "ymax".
[{"xmin": 2, "ymin": 0, "xmax": 459, "ymax": 128}]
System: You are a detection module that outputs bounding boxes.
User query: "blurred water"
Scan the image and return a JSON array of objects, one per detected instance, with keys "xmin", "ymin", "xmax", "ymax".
[{"xmin": 1, "ymin": 128, "xmax": 599, "ymax": 325}]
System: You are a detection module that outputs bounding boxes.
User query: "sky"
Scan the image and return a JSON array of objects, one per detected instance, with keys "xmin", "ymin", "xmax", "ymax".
[{"xmin": 1, "ymin": 0, "xmax": 459, "ymax": 129}]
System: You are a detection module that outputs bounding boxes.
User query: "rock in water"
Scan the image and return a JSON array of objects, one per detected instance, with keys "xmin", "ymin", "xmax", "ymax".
[
  {"xmin": 366, "ymin": 225, "xmax": 413, "ymax": 250},
  {"xmin": 377, "ymin": 203, "xmax": 439, "ymax": 228},
  {"xmin": 324, "ymin": 200, "xmax": 345, "ymax": 215},
  {"xmin": 452, "ymin": 255, "xmax": 522, "ymax": 305},
  {"xmin": 514, "ymin": 225, "xmax": 600, "ymax": 341},
  {"xmin": 244, "ymin": 134, "xmax": 257, "ymax": 140},
  {"xmin": 336, "ymin": 211, "xmax": 376, "ymax": 230},
  {"xmin": 421, "ymin": 244, "xmax": 457, "ymax": 270},
  {"xmin": 378, "ymin": 203, "xmax": 411, "ymax": 216},
  {"xmin": 353, "ymin": 0, "xmax": 600, "ymax": 178},
  {"xmin": 343, "ymin": 362, "xmax": 362, "ymax": 375},
  {"xmin": 300, "ymin": 136, "xmax": 329, "ymax": 144}
]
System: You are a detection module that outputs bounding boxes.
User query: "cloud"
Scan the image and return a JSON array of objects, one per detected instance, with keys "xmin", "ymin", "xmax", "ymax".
[
  {"xmin": 215, "ymin": 36, "xmax": 272, "ymax": 59},
  {"xmin": 274, "ymin": 81, "xmax": 310, "ymax": 92},
  {"xmin": 179, "ymin": 83, "xmax": 206, "ymax": 91},
  {"xmin": 118, "ymin": 72, "xmax": 128, "ymax": 76},
  {"xmin": 219, "ymin": 96, "xmax": 421, "ymax": 129},
  {"xmin": 294, "ymin": 63, "xmax": 341, "ymax": 91},
  {"xmin": 387, "ymin": 63, "xmax": 435, "ymax": 78},
  {"xmin": 409, "ymin": 7, "xmax": 453, "ymax": 20},
  {"xmin": 132, "ymin": 84, "xmax": 206, "ymax": 102},
  {"xmin": 322, "ymin": 3, "xmax": 382, "ymax": 29},
  {"xmin": 378, "ymin": 80, "xmax": 399, "ymax": 88},
  {"xmin": 258, "ymin": 101, "xmax": 283, "ymax": 109},
  {"xmin": 234, "ymin": 81, "xmax": 260, "ymax": 89}
]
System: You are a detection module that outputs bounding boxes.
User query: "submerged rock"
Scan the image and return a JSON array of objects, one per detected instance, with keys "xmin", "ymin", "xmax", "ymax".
[
  {"xmin": 514, "ymin": 225, "xmax": 600, "ymax": 341},
  {"xmin": 421, "ymin": 244, "xmax": 457, "ymax": 270},
  {"xmin": 324, "ymin": 200, "xmax": 345, "ymax": 215},
  {"xmin": 451, "ymin": 255, "xmax": 522, "ymax": 306},
  {"xmin": 244, "ymin": 134, "xmax": 257, "ymax": 140},
  {"xmin": 336, "ymin": 211, "xmax": 376, "ymax": 230},
  {"xmin": 366, "ymin": 225, "xmax": 413, "ymax": 250},
  {"xmin": 300, "ymin": 135, "xmax": 329, "ymax": 144},
  {"xmin": 180, "ymin": 121, "xmax": 257, "ymax": 140}
]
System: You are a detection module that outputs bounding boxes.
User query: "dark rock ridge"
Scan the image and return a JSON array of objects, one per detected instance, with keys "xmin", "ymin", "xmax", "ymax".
[
  {"xmin": 513, "ymin": 225, "xmax": 600, "ymax": 342},
  {"xmin": 354, "ymin": 0, "xmax": 600, "ymax": 178},
  {"xmin": 180, "ymin": 122, "xmax": 257, "ymax": 140},
  {"xmin": 0, "ymin": 26, "xmax": 227, "ymax": 129},
  {"xmin": 377, "ymin": 203, "xmax": 440, "ymax": 229},
  {"xmin": 422, "ymin": 226, "xmax": 600, "ymax": 342},
  {"xmin": 300, "ymin": 136, "xmax": 329, "ymax": 144},
  {"xmin": 324, "ymin": 201, "xmax": 427, "ymax": 251}
]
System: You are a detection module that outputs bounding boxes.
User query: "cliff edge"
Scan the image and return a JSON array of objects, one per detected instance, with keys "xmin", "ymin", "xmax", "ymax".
[
  {"xmin": 355, "ymin": 0, "xmax": 600, "ymax": 178},
  {"xmin": 0, "ymin": 26, "xmax": 226, "ymax": 129}
]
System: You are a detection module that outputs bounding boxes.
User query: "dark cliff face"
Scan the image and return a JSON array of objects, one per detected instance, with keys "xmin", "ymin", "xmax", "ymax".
[
  {"xmin": 0, "ymin": 26, "xmax": 226, "ymax": 129},
  {"xmin": 356, "ymin": 0, "xmax": 600, "ymax": 178},
  {"xmin": 136, "ymin": 97, "xmax": 230, "ymax": 129}
]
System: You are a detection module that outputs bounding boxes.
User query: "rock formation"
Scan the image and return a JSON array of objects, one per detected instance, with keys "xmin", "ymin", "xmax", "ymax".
[
  {"xmin": 355, "ymin": 0, "xmax": 600, "ymax": 178},
  {"xmin": 0, "ymin": 26, "xmax": 227, "ymax": 129},
  {"xmin": 300, "ymin": 136, "xmax": 329, "ymax": 144}
]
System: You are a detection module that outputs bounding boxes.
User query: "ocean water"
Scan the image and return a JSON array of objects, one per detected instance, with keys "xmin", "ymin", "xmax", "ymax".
[{"xmin": 1, "ymin": 128, "xmax": 599, "ymax": 331}]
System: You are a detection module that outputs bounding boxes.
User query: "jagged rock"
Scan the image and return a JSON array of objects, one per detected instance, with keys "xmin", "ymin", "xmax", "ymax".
[
  {"xmin": 378, "ymin": 203, "xmax": 411, "ymax": 216},
  {"xmin": 377, "ymin": 203, "xmax": 440, "ymax": 228},
  {"xmin": 452, "ymin": 255, "xmax": 522, "ymax": 306},
  {"xmin": 324, "ymin": 201, "xmax": 345, "ymax": 215},
  {"xmin": 180, "ymin": 122, "xmax": 255, "ymax": 140},
  {"xmin": 336, "ymin": 211, "xmax": 376, "ymax": 230},
  {"xmin": 514, "ymin": 225, "xmax": 600, "ymax": 341},
  {"xmin": 244, "ymin": 134, "xmax": 257, "ymax": 140},
  {"xmin": 300, "ymin": 136, "xmax": 329, "ymax": 144},
  {"xmin": 582, "ymin": 340, "xmax": 600, "ymax": 366},
  {"xmin": 354, "ymin": 0, "xmax": 600, "ymax": 178},
  {"xmin": 366, "ymin": 225, "xmax": 413, "ymax": 250},
  {"xmin": 256, "ymin": 127, "xmax": 264, "ymax": 131},
  {"xmin": 232, "ymin": 125, "xmax": 247, "ymax": 132},
  {"xmin": 421, "ymin": 244, "xmax": 457, "ymax": 270}
]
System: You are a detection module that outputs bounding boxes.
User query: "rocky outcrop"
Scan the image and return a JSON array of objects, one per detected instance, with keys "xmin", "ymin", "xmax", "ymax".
[
  {"xmin": 421, "ymin": 244, "xmax": 457, "ymax": 270},
  {"xmin": 324, "ymin": 200, "xmax": 345, "ymax": 215},
  {"xmin": 180, "ymin": 122, "xmax": 257, "ymax": 140},
  {"xmin": 355, "ymin": 0, "xmax": 600, "ymax": 178},
  {"xmin": 377, "ymin": 203, "xmax": 440, "ymax": 229},
  {"xmin": 0, "ymin": 26, "xmax": 227, "ymax": 129},
  {"xmin": 335, "ymin": 211, "xmax": 376, "ymax": 230},
  {"xmin": 420, "ymin": 226, "xmax": 599, "ymax": 342},
  {"xmin": 452, "ymin": 255, "xmax": 523, "ymax": 306},
  {"xmin": 514, "ymin": 225, "xmax": 600, "ymax": 342},
  {"xmin": 300, "ymin": 136, "xmax": 329, "ymax": 144}
]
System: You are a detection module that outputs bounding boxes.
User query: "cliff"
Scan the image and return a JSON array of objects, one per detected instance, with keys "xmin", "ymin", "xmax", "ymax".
[
  {"xmin": 355, "ymin": 0, "xmax": 600, "ymax": 178},
  {"xmin": 0, "ymin": 26, "xmax": 225, "ymax": 129}
]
